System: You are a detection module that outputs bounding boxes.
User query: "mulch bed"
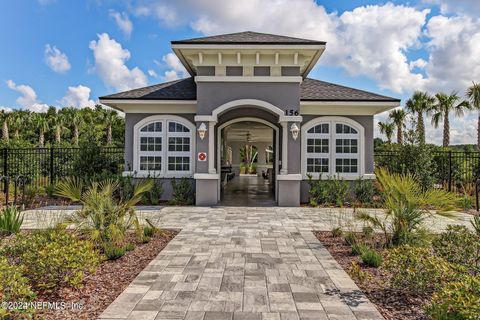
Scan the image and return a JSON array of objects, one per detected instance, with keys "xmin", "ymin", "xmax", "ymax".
[
  {"xmin": 314, "ymin": 231, "xmax": 429, "ymax": 320},
  {"xmin": 35, "ymin": 230, "xmax": 178, "ymax": 320}
]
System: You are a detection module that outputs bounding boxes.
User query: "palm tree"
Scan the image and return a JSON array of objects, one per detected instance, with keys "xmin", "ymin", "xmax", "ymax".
[
  {"xmin": 52, "ymin": 114, "xmax": 66, "ymax": 144},
  {"xmin": 431, "ymin": 92, "xmax": 471, "ymax": 147},
  {"xmin": 103, "ymin": 111, "xmax": 117, "ymax": 145},
  {"xmin": 9, "ymin": 112, "xmax": 23, "ymax": 140},
  {"xmin": 1, "ymin": 111, "xmax": 9, "ymax": 142},
  {"xmin": 34, "ymin": 113, "xmax": 49, "ymax": 147},
  {"xmin": 72, "ymin": 113, "xmax": 84, "ymax": 146},
  {"xmin": 389, "ymin": 109, "xmax": 407, "ymax": 144},
  {"xmin": 467, "ymin": 82, "xmax": 480, "ymax": 149},
  {"xmin": 378, "ymin": 121, "xmax": 395, "ymax": 144},
  {"xmin": 405, "ymin": 91, "xmax": 435, "ymax": 145}
]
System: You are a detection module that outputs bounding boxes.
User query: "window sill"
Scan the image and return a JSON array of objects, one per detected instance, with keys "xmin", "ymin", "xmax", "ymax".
[
  {"xmin": 122, "ymin": 171, "xmax": 193, "ymax": 179},
  {"xmin": 303, "ymin": 173, "xmax": 373, "ymax": 181}
]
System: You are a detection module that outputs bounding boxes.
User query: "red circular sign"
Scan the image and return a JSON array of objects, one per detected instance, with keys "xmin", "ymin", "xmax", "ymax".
[{"xmin": 198, "ymin": 152, "xmax": 207, "ymax": 161}]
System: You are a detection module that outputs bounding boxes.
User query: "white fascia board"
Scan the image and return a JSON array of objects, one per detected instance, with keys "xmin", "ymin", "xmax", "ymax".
[
  {"xmin": 99, "ymin": 99, "xmax": 197, "ymax": 113},
  {"xmin": 172, "ymin": 44, "xmax": 326, "ymax": 50},
  {"xmin": 300, "ymin": 101, "xmax": 399, "ymax": 116},
  {"xmin": 195, "ymin": 76, "xmax": 302, "ymax": 83}
]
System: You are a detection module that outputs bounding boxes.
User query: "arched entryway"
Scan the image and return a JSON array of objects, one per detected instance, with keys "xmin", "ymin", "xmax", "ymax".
[{"xmin": 217, "ymin": 117, "xmax": 279, "ymax": 206}]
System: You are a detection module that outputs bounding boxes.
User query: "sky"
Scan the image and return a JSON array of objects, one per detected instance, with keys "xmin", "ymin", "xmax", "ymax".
[{"xmin": 0, "ymin": 0, "xmax": 479, "ymax": 145}]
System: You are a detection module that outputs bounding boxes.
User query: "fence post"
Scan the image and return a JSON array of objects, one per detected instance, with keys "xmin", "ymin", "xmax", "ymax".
[
  {"xmin": 447, "ymin": 150, "xmax": 452, "ymax": 192},
  {"xmin": 3, "ymin": 148, "xmax": 7, "ymax": 194},
  {"xmin": 476, "ymin": 179, "xmax": 480, "ymax": 212},
  {"xmin": 50, "ymin": 147, "xmax": 55, "ymax": 185}
]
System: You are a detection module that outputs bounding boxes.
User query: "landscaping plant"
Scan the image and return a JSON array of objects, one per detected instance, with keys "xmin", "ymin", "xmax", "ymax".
[
  {"xmin": 0, "ymin": 257, "xmax": 36, "ymax": 319},
  {"xmin": 383, "ymin": 246, "xmax": 465, "ymax": 295},
  {"xmin": 3, "ymin": 228, "xmax": 100, "ymax": 291},
  {"xmin": 426, "ymin": 275, "xmax": 480, "ymax": 320},
  {"xmin": 360, "ymin": 248, "xmax": 382, "ymax": 268},
  {"xmin": 170, "ymin": 177, "xmax": 194, "ymax": 205},
  {"xmin": 357, "ymin": 168, "xmax": 459, "ymax": 247},
  {"xmin": 354, "ymin": 178, "xmax": 376, "ymax": 206},
  {"xmin": 0, "ymin": 206, "xmax": 24, "ymax": 236},
  {"xmin": 432, "ymin": 225, "xmax": 480, "ymax": 274},
  {"xmin": 55, "ymin": 177, "xmax": 153, "ymax": 246},
  {"xmin": 307, "ymin": 174, "xmax": 349, "ymax": 206}
]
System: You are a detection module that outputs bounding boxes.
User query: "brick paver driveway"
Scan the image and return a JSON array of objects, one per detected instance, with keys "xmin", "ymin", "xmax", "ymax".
[{"xmin": 99, "ymin": 207, "xmax": 388, "ymax": 320}]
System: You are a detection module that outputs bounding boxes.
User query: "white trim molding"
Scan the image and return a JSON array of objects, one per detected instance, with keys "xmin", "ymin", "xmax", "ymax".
[
  {"xmin": 122, "ymin": 171, "xmax": 193, "ymax": 179},
  {"xmin": 195, "ymin": 76, "xmax": 302, "ymax": 83},
  {"xmin": 100, "ymin": 99, "xmax": 197, "ymax": 114},
  {"xmin": 194, "ymin": 173, "xmax": 220, "ymax": 180},
  {"xmin": 277, "ymin": 174, "xmax": 302, "ymax": 181},
  {"xmin": 217, "ymin": 117, "xmax": 280, "ymax": 202},
  {"xmin": 300, "ymin": 101, "xmax": 399, "ymax": 116},
  {"xmin": 301, "ymin": 116, "xmax": 366, "ymax": 180},
  {"xmin": 133, "ymin": 115, "xmax": 196, "ymax": 178}
]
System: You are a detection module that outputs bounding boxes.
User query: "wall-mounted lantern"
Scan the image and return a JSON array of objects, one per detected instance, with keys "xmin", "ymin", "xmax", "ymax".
[
  {"xmin": 197, "ymin": 122, "xmax": 207, "ymax": 140},
  {"xmin": 290, "ymin": 123, "xmax": 300, "ymax": 141}
]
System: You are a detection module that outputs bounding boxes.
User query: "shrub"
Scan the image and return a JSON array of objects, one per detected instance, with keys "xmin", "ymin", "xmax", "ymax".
[
  {"xmin": 104, "ymin": 243, "xmax": 126, "ymax": 260},
  {"xmin": 43, "ymin": 183, "xmax": 57, "ymax": 198},
  {"xmin": 459, "ymin": 196, "xmax": 473, "ymax": 210},
  {"xmin": 170, "ymin": 177, "xmax": 194, "ymax": 205},
  {"xmin": 348, "ymin": 261, "xmax": 372, "ymax": 284},
  {"xmin": 426, "ymin": 275, "xmax": 480, "ymax": 320},
  {"xmin": 0, "ymin": 206, "xmax": 23, "ymax": 236},
  {"xmin": 307, "ymin": 174, "xmax": 329, "ymax": 206},
  {"xmin": 124, "ymin": 243, "xmax": 135, "ymax": 251},
  {"xmin": 143, "ymin": 226, "xmax": 156, "ymax": 238},
  {"xmin": 354, "ymin": 178, "xmax": 376, "ymax": 206},
  {"xmin": 56, "ymin": 178, "xmax": 153, "ymax": 246},
  {"xmin": 432, "ymin": 225, "xmax": 480, "ymax": 274},
  {"xmin": 0, "ymin": 257, "xmax": 36, "ymax": 319},
  {"xmin": 144, "ymin": 178, "xmax": 163, "ymax": 205},
  {"xmin": 344, "ymin": 232, "xmax": 358, "ymax": 246},
  {"xmin": 362, "ymin": 225, "xmax": 374, "ymax": 238},
  {"xmin": 331, "ymin": 226, "xmax": 343, "ymax": 238},
  {"xmin": 357, "ymin": 168, "xmax": 459, "ymax": 247},
  {"xmin": 383, "ymin": 246, "xmax": 464, "ymax": 295},
  {"xmin": 5, "ymin": 228, "xmax": 100, "ymax": 291},
  {"xmin": 325, "ymin": 176, "xmax": 349, "ymax": 206},
  {"xmin": 361, "ymin": 248, "xmax": 382, "ymax": 268},
  {"xmin": 471, "ymin": 215, "xmax": 480, "ymax": 237},
  {"xmin": 351, "ymin": 243, "xmax": 369, "ymax": 256}
]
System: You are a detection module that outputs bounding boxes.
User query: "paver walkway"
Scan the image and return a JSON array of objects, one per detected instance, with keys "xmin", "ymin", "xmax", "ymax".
[{"xmin": 21, "ymin": 206, "xmax": 474, "ymax": 320}]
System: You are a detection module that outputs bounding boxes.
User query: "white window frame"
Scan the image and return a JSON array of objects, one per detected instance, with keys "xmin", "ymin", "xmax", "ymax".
[
  {"xmin": 133, "ymin": 115, "xmax": 195, "ymax": 178},
  {"xmin": 301, "ymin": 116, "xmax": 365, "ymax": 180}
]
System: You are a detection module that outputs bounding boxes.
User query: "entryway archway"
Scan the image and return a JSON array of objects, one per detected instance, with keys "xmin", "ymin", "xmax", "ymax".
[{"xmin": 217, "ymin": 117, "xmax": 279, "ymax": 206}]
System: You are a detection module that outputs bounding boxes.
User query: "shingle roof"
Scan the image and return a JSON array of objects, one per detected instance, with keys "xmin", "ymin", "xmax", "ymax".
[
  {"xmin": 100, "ymin": 77, "xmax": 400, "ymax": 102},
  {"xmin": 99, "ymin": 78, "xmax": 196, "ymax": 100},
  {"xmin": 171, "ymin": 31, "xmax": 326, "ymax": 45},
  {"xmin": 301, "ymin": 78, "xmax": 400, "ymax": 102}
]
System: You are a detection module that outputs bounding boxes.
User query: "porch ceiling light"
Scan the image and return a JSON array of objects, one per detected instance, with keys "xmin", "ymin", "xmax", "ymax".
[
  {"xmin": 290, "ymin": 123, "xmax": 300, "ymax": 141},
  {"xmin": 198, "ymin": 122, "xmax": 207, "ymax": 140}
]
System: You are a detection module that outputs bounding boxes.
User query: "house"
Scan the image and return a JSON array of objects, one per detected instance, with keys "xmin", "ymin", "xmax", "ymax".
[{"xmin": 99, "ymin": 31, "xmax": 400, "ymax": 206}]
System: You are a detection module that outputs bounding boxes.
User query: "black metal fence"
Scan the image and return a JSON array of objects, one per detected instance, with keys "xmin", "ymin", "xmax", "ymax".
[
  {"xmin": 374, "ymin": 150, "xmax": 480, "ymax": 193},
  {"xmin": 0, "ymin": 147, "xmax": 124, "ymax": 188}
]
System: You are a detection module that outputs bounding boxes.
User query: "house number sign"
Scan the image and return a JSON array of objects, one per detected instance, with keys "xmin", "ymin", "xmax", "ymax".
[{"xmin": 284, "ymin": 109, "xmax": 299, "ymax": 116}]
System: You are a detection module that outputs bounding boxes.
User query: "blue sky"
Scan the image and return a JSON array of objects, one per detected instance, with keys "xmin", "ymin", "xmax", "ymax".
[{"xmin": 1, "ymin": 0, "xmax": 479, "ymax": 144}]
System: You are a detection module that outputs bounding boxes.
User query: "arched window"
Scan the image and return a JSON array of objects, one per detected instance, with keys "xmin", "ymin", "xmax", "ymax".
[
  {"xmin": 134, "ymin": 116, "xmax": 194, "ymax": 177},
  {"xmin": 302, "ymin": 117, "xmax": 364, "ymax": 179}
]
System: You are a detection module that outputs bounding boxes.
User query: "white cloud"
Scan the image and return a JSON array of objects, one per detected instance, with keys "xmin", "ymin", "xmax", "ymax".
[
  {"xmin": 109, "ymin": 10, "xmax": 133, "ymax": 38},
  {"xmin": 0, "ymin": 107, "xmax": 13, "ymax": 113},
  {"xmin": 45, "ymin": 44, "xmax": 71, "ymax": 73},
  {"xmin": 61, "ymin": 85, "xmax": 95, "ymax": 108},
  {"xmin": 134, "ymin": 1, "xmax": 427, "ymax": 93},
  {"xmin": 89, "ymin": 33, "xmax": 148, "ymax": 91},
  {"xmin": 423, "ymin": 15, "xmax": 480, "ymax": 94},
  {"xmin": 161, "ymin": 53, "xmax": 188, "ymax": 81},
  {"xmin": 148, "ymin": 69, "xmax": 158, "ymax": 78},
  {"xmin": 6, "ymin": 80, "xmax": 49, "ymax": 112}
]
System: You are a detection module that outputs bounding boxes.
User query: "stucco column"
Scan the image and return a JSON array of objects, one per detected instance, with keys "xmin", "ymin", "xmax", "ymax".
[
  {"xmin": 280, "ymin": 121, "xmax": 288, "ymax": 175},
  {"xmin": 208, "ymin": 121, "xmax": 217, "ymax": 174}
]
